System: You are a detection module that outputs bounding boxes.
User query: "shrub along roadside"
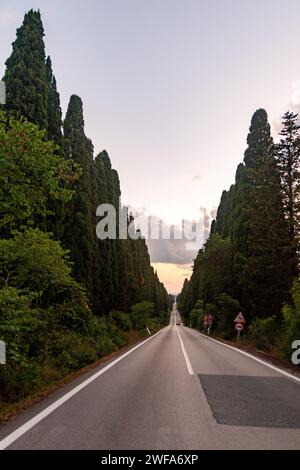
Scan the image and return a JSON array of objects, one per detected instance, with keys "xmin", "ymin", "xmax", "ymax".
[
  {"xmin": 0, "ymin": 301, "xmax": 167, "ymax": 411},
  {"xmin": 0, "ymin": 328, "xmax": 151, "ymax": 423},
  {"xmin": 0, "ymin": 229, "xmax": 168, "ymax": 407}
]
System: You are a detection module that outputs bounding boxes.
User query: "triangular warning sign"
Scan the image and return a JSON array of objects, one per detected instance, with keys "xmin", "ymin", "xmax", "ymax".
[{"xmin": 234, "ymin": 312, "xmax": 246, "ymax": 323}]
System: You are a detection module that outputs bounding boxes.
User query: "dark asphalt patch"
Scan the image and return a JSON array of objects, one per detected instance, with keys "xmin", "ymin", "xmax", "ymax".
[{"xmin": 199, "ymin": 374, "xmax": 300, "ymax": 428}]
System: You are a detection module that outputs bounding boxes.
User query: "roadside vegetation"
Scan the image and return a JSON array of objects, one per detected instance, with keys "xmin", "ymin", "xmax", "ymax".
[{"xmin": 178, "ymin": 110, "xmax": 300, "ymax": 362}]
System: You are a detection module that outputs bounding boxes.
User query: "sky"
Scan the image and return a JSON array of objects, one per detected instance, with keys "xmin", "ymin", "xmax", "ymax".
[{"xmin": 1, "ymin": 0, "xmax": 300, "ymax": 293}]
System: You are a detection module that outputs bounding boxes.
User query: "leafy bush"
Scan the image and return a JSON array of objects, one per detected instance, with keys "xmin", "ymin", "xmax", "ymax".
[
  {"xmin": 109, "ymin": 310, "xmax": 132, "ymax": 331},
  {"xmin": 282, "ymin": 279, "xmax": 300, "ymax": 359},
  {"xmin": 130, "ymin": 301, "xmax": 155, "ymax": 330},
  {"xmin": 0, "ymin": 363, "xmax": 41, "ymax": 402},
  {"xmin": 249, "ymin": 316, "xmax": 280, "ymax": 351},
  {"xmin": 0, "ymin": 111, "xmax": 79, "ymax": 235},
  {"xmin": 216, "ymin": 293, "xmax": 241, "ymax": 337},
  {"xmin": 186, "ymin": 300, "xmax": 202, "ymax": 328},
  {"xmin": 189, "ymin": 307, "xmax": 204, "ymax": 329},
  {"xmin": 54, "ymin": 333, "xmax": 98, "ymax": 372},
  {"xmin": 0, "ymin": 231, "xmax": 131, "ymax": 404}
]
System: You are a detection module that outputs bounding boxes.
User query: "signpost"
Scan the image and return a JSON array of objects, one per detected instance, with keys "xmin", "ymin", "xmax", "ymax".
[
  {"xmin": 234, "ymin": 312, "xmax": 246, "ymax": 341},
  {"xmin": 203, "ymin": 314, "xmax": 214, "ymax": 336}
]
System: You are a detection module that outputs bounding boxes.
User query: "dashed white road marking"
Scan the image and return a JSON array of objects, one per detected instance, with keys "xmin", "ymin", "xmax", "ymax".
[{"xmin": 176, "ymin": 327, "xmax": 194, "ymax": 375}]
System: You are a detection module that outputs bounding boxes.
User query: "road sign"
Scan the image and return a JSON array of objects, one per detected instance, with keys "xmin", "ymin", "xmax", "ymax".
[
  {"xmin": 203, "ymin": 314, "xmax": 213, "ymax": 336},
  {"xmin": 235, "ymin": 323, "xmax": 244, "ymax": 332},
  {"xmin": 234, "ymin": 312, "xmax": 246, "ymax": 324}
]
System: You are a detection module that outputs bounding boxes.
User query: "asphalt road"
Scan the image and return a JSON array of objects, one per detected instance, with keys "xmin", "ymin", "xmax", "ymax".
[{"xmin": 0, "ymin": 303, "xmax": 300, "ymax": 450}]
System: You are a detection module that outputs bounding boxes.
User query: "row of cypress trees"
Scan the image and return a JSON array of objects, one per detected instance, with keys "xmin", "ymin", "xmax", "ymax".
[
  {"xmin": 179, "ymin": 108, "xmax": 299, "ymax": 332},
  {"xmin": 2, "ymin": 9, "xmax": 168, "ymax": 315}
]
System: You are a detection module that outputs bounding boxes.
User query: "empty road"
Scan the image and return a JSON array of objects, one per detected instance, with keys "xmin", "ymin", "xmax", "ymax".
[{"xmin": 0, "ymin": 304, "xmax": 300, "ymax": 450}]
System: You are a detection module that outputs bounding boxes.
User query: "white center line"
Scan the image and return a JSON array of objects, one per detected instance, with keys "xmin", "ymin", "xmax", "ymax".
[
  {"xmin": 176, "ymin": 327, "xmax": 194, "ymax": 375},
  {"xmin": 0, "ymin": 326, "xmax": 167, "ymax": 450}
]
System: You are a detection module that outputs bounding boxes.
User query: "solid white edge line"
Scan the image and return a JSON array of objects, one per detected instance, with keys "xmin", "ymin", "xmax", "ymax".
[
  {"xmin": 186, "ymin": 327, "xmax": 300, "ymax": 384},
  {"xmin": 176, "ymin": 327, "xmax": 194, "ymax": 375},
  {"xmin": 0, "ymin": 326, "xmax": 168, "ymax": 450}
]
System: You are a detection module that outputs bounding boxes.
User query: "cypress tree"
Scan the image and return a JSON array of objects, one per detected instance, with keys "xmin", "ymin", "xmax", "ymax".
[
  {"xmin": 276, "ymin": 111, "xmax": 300, "ymax": 261},
  {"xmin": 44, "ymin": 56, "xmax": 64, "ymax": 238},
  {"xmin": 63, "ymin": 95, "xmax": 99, "ymax": 306},
  {"xmin": 4, "ymin": 10, "xmax": 48, "ymax": 129},
  {"xmin": 46, "ymin": 56, "xmax": 63, "ymax": 146},
  {"xmin": 94, "ymin": 151, "xmax": 117, "ymax": 313},
  {"xmin": 214, "ymin": 186, "xmax": 234, "ymax": 239},
  {"xmin": 232, "ymin": 109, "xmax": 294, "ymax": 316}
]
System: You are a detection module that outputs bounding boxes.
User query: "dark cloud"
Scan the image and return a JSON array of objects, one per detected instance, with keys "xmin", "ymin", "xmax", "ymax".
[
  {"xmin": 127, "ymin": 205, "xmax": 212, "ymax": 265},
  {"xmin": 146, "ymin": 210, "xmax": 212, "ymax": 265},
  {"xmin": 147, "ymin": 238, "xmax": 198, "ymax": 265}
]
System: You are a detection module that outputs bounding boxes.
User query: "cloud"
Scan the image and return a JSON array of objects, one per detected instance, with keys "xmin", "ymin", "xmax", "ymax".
[
  {"xmin": 176, "ymin": 264, "xmax": 192, "ymax": 270},
  {"xmin": 125, "ymin": 204, "xmax": 213, "ymax": 265},
  {"xmin": 145, "ymin": 209, "xmax": 212, "ymax": 265},
  {"xmin": 192, "ymin": 174, "xmax": 202, "ymax": 181},
  {"xmin": 147, "ymin": 238, "xmax": 198, "ymax": 265}
]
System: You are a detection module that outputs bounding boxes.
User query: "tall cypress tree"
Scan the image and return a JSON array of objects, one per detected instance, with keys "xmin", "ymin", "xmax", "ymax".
[
  {"xmin": 4, "ymin": 10, "xmax": 48, "ymax": 129},
  {"xmin": 46, "ymin": 56, "xmax": 63, "ymax": 146},
  {"xmin": 214, "ymin": 186, "xmax": 234, "ymax": 239},
  {"xmin": 95, "ymin": 151, "xmax": 117, "ymax": 313},
  {"xmin": 44, "ymin": 56, "xmax": 64, "ymax": 238},
  {"xmin": 276, "ymin": 111, "xmax": 300, "ymax": 261},
  {"xmin": 232, "ymin": 109, "xmax": 294, "ymax": 316},
  {"xmin": 63, "ymin": 95, "xmax": 99, "ymax": 306}
]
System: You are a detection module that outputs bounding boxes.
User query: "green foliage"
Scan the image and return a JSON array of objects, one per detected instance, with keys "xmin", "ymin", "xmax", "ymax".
[
  {"xmin": 45, "ymin": 56, "xmax": 63, "ymax": 146},
  {"xmin": 249, "ymin": 317, "xmax": 280, "ymax": 352},
  {"xmin": 109, "ymin": 311, "xmax": 132, "ymax": 331},
  {"xmin": 0, "ymin": 229, "xmax": 72, "ymax": 293},
  {"xmin": 216, "ymin": 294, "xmax": 241, "ymax": 337},
  {"xmin": 232, "ymin": 109, "xmax": 294, "ymax": 317},
  {"xmin": 52, "ymin": 332, "xmax": 98, "ymax": 373},
  {"xmin": 62, "ymin": 95, "xmax": 101, "ymax": 307},
  {"xmin": 178, "ymin": 235, "xmax": 233, "ymax": 318},
  {"xmin": 130, "ymin": 301, "xmax": 155, "ymax": 330},
  {"xmin": 0, "ymin": 287, "xmax": 42, "ymax": 363},
  {"xmin": 189, "ymin": 306, "xmax": 204, "ymax": 329},
  {"xmin": 0, "ymin": 362, "xmax": 41, "ymax": 403},
  {"xmin": 282, "ymin": 279, "xmax": 300, "ymax": 358},
  {"xmin": 4, "ymin": 10, "xmax": 49, "ymax": 129},
  {"xmin": 0, "ymin": 111, "xmax": 79, "ymax": 235},
  {"xmin": 276, "ymin": 111, "xmax": 300, "ymax": 260}
]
